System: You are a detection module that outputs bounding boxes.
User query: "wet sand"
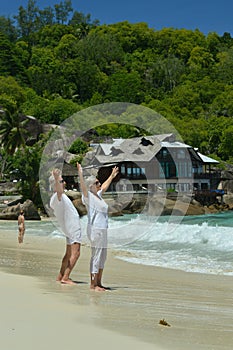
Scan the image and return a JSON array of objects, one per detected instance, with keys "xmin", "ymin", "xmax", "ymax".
[{"xmin": 0, "ymin": 224, "xmax": 233, "ymax": 350}]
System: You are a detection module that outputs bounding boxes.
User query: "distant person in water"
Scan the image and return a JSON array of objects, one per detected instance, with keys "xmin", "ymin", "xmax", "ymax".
[
  {"xmin": 77, "ymin": 162, "xmax": 119, "ymax": 292},
  {"xmin": 49, "ymin": 168, "xmax": 82, "ymax": 285},
  {"xmin": 18, "ymin": 210, "xmax": 25, "ymax": 244}
]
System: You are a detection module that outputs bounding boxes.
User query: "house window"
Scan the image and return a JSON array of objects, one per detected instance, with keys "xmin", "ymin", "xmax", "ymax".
[
  {"xmin": 159, "ymin": 162, "xmax": 172, "ymax": 178},
  {"xmin": 193, "ymin": 166, "xmax": 202, "ymax": 174},
  {"xmin": 121, "ymin": 164, "xmax": 126, "ymax": 175},
  {"xmin": 133, "ymin": 184, "xmax": 140, "ymax": 191},
  {"xmin": 169, "ymin": 163, "xmax": 177, "ymax": 177},
  {"xmin": 177, "ymin": 162, "xmax": 190, "ymax": 177},
  {"xmin": 182, "ymin": 163, "xmax": 187, "ymax": 177},
  {"xmin": 159, "ymin": 162, "xmax": 165, "ymax": 178},
  {"xmin": 177, "ymin": 149, "xmax": 186, "ymax": 159},
  {"xmin": 124, "ymin": 165, "xmax": 145, "ymax": 178},
  {"xmin": 162, "ymin": 149, "xmax": 168, "ymax": 158}
]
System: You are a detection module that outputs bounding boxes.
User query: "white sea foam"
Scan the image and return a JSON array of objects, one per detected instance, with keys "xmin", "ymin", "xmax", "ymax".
[
  {"xmin": 107, "ymin": 213, "xmax": 233, "ymax": 275},
  {"xmin": 1, "ymin": 212, "xmax": 233, "ymax": 276}
]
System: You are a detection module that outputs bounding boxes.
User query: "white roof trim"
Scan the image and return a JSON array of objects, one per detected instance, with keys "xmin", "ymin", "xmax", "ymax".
[{"xmin": 197, "ymin": 152, "xmax": 219, "ymax": 164}]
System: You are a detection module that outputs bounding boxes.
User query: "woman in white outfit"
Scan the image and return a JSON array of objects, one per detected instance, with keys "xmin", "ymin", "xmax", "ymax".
[
  {"xmin": 49, "ymin": 169, "xmax": 82, "ymax": 285},
  {"xmin": 77, "ymin": 162, "xmax": 119, "ymax": 291}
]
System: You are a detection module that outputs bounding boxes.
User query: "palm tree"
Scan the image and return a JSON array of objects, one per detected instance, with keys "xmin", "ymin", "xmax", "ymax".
[{"xmin": 0, "ymin": 109, "xmax": 28, "ymax": 178}]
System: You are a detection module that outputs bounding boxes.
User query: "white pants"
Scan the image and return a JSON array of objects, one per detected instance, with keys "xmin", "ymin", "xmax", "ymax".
[
  {"xmin": 90, "ymin": 247, "xmax": 107, "ymax": 274},
  {"xmin": 87, "ymin": 225, "xmax": 107, "ymax": 248}
]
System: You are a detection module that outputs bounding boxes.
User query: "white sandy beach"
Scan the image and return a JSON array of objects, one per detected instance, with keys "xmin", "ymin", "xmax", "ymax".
[{"xmin": 0, "ymin": 222, "xmax": 233, "ymax": 350}]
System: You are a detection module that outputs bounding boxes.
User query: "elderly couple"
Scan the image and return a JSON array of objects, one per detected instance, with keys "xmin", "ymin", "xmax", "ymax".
[{"xmin": 49, "ymin": 163, "xmax": 119, "ymax": 292}]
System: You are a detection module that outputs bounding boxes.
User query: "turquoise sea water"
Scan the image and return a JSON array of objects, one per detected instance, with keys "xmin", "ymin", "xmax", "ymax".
[{"xmin": 1, "ymin": 211, "xmax": 233, "ymax": 276}]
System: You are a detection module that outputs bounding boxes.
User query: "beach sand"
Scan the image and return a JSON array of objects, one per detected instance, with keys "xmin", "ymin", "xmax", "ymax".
[{"xmin": 0, "ymin": 222, "xmax": 233, "ymax": 350}]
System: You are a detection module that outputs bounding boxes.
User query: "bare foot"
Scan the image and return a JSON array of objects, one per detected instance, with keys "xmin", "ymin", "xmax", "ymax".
[
  {"xmin": 91, "ymin": 286, "xmax": 106, "ymax": 292},
  {"xmin": 56, "ymin": 273, "xmax": 63, "ymax": 282},
  {"xmin": 98, "ymin": 285, "xmax": 111, "ymax": 290},
  {"xmin": 61, "ymin": 279, "xmax": 77, "ymax": 285}
]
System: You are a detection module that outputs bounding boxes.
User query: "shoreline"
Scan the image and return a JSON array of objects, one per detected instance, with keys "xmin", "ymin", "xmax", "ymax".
[{"xmin": 1, "ymin": 228, "xmax": 233, "ymax": 349}]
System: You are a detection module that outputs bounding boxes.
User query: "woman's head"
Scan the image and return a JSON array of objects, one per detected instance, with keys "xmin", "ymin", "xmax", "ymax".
[
  {"xmin": 86, "ymin": 176, "xmax": 101, "ymax": 193},
  {"xmin": 92, "ymin": 178, "xmax": 101, "ymax": 192}
]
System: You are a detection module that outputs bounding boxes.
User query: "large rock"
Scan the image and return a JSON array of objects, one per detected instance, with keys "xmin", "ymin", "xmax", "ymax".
[
  {"xmin": 145, "ymin": 195, "xmax": 205, "ymax": 216},
  {"xmin": 221, "ymin": 170, "xmax": 233, "ymax": 180},
  {"xmin": 0, "ymin": 199, "xmax": 41, "ymax": 220},
  {"xmin": 72, "ymin": 198, "xmax": 87, "ymax": 216},
  {"xmin": 223, "ymin": 194, "xmax": 233, "ymax": 208},
  {"xmin": 220, "ymin": 170, "xmax": 233, "ymax": 193},
  {"xmin": 21, "ymin": 115, "xmax": 43, "ymax": 146},
  {"xmin": 221, "ymin": 180, "xmax": 233, "ymax": 194},
  {"xmin": 0, "ymin": 182, "xmax": 19, "ymax": 195},
  {"xmin": 22, "ymin": 199, "xmax": 41, "ymax": 220},
  {"xmin": 55, "ymin": 191, "xmax": 232, "ymax": 218},
  {"xmin": 65, "ymin": 190, "xmax": 87, "ymax": 216},
  {"xmin": 0, "ymin": 202, "xmax": 21, "ymax": 220}
]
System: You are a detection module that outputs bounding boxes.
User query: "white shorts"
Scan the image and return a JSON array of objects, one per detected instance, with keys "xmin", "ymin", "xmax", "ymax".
[{"xmin": 66, "ymin": 228, "xmax": 82, "ymax": 245}]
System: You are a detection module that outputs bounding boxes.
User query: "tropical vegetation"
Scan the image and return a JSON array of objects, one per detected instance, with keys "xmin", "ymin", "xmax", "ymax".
[{"xmin": 0, "ymin": 0, "xmax": 233, "ymax": 206}]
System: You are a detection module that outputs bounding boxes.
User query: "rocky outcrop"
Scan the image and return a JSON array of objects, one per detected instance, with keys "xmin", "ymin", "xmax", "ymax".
[
  {"xmin": 220, "ymin": 169, "xmax": 233, "ymax": 193},
  {"xmin": 0, "ymin": 182, "xmax": 19, "ymax": 195},
  {"xmin": 20, "ymin": 115, "xmax": 43, "ymax": 146},
  {"xmin": 0, "ymin": 199, "xmax": 41, "ymax": 220},
  {"xmin": 65, "ymin": 190, "xmax": 86, "ymax": 216},
  {"xmin": 222, "ymin": 194, "xmax": 233, "ymax": 208},
  {"xmin": 2, "ymin": 190, "xmax": 232, "ymax": 220},
  {"xmin": 13, "ymin": 158, "xmax": 233, "ymax": 219},
  {"xmin": 73, "ymin": 190, "xmax": 233, "ymax": 217},
  {"xmin": 67, "ymin": 191, "xmax": 209, "ymax": 217},
  {"xmin": 144, "ymin": 195, "xmax": 206, "ymax": 216}
]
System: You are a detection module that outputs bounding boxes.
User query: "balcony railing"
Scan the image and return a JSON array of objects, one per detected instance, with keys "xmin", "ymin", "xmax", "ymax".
[{"xmin": 193, "ymin": 171, "xmax": 221, "ymax": 179}]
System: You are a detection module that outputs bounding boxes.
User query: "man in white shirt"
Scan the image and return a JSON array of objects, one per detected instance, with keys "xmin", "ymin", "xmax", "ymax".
[{"xmin": 49, "ymin": 168, "xmax": 82, "ymax": 285}]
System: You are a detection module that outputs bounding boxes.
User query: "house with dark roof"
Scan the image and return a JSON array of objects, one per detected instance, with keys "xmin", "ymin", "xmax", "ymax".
[{"xmin": 86, "ymin": 134, "xmax": 220, "ymax": 193}]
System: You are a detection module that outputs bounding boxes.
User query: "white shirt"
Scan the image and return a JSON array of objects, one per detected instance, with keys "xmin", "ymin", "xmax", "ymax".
[
  {"xmin": 82, "ymin": 190, "xmax": 108, "ymax": 248},
  {"xmin": 82, "ymin": 190, "xmax": 108, "ymax": 229},
  {"xmin": 50, "ymin": 192, "xmax": 81, "ymax": 242}
]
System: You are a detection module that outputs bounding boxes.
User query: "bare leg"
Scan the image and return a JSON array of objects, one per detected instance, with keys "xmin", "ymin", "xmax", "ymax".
[
  {"xmin": 97, "ymin": 269, "xmax": 111, "ymax": 290},
  {"xmin": 18, "ymin": 228, "xmax": 24, "ymax": 244},
  {"xmin": 56, "ymin": 245, "xmax": 71, "ymax": 281},
  {"xmin": 90, "ymin": 273, "xmax": 105, "ymax": 291},
  {"xmin": 61, "ymin": 243, "xmax": 81, "ymax": 284},
  {"xmin": 97, "ymin": 268, "xmax": 103, "ymax": 287},
  {"xmin": 21, "ymin": 231, "xmax": 25, "ymax": 243}
]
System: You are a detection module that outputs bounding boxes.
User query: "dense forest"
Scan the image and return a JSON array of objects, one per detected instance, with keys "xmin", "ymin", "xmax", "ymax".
[{"xmin": 1, "ymin": 0, "xmax": 233, "ymax": 205}]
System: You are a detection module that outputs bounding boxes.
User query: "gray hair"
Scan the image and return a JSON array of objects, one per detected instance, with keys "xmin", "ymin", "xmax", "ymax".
[{"xmin": 85, "ymin": 175, "xmax": 97, "ymax": 189}]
